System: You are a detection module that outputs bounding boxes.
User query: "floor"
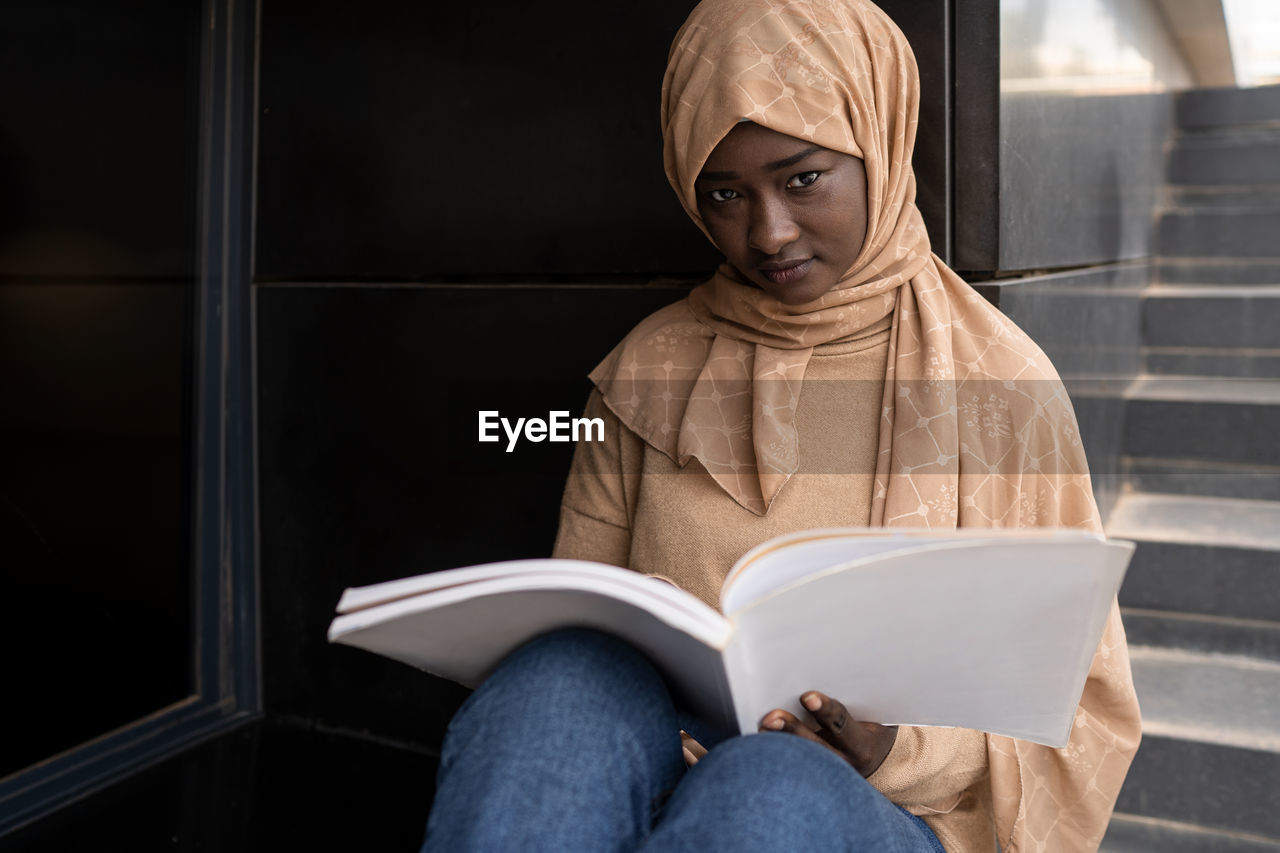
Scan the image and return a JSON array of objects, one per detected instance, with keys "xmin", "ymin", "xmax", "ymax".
[{"xmin": 4, "ymin": 719, "xmax": 438, "ymax": 852}]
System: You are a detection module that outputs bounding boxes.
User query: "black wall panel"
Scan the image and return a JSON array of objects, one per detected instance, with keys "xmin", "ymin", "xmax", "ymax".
[
  {"xmin": 0, "ymin": 0, "xmax": 202, "ymax": 779},
  {"xmin": 256, "ymin": 0, "xmax": 720, "ymax": 279},
  {"xmin": 256, "ymin": 285, "xmax": 689, "ymax": 740},
  {"xmin": 0, "ymin": 1, "xmax": 201, "ymax": 279},
  {"xmin": 876, "ymin": 0, "xmax": 952, "ymax": 262},
  {"xmin": 256, "ymin": 0, "xmax": 952, "ymax": 280}
]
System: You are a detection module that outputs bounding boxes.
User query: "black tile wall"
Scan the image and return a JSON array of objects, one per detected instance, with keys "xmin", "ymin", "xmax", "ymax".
[
  {"xmin": 997, "ymin": 92, "xmax": 1173, "ymax": 271},
  {"xmin": 1177, "ymin": 84, "xmax": 1280, "ymax": 130},
  {"xmin": 254, "ymin": 0, "xmax": 953, "ymax": 280},
  {"xmin": 256, "ymin": 284, "xmax": 690, "ymax": 743},
  {"xmin": 0, "ymin": 2, "xmax": 201, "ymax": 279},
  {"xmin": 1, "ymin": 281, "xmax": 195, "ymax": 776}
]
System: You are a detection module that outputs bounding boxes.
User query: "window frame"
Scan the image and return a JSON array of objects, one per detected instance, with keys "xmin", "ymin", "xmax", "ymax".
[{"xmin": 0, "ymin": 0, "xmax": 261, "ymax": 834}]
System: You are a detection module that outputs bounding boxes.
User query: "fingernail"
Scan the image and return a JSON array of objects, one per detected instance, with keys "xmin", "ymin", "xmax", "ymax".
[
  {"xmin": 764, "ymin": 717, "xmax": 784, "ymax": 730},
  {"xmin": 802, "ymin": 693, "xmax": 822, "ymax": 712}
]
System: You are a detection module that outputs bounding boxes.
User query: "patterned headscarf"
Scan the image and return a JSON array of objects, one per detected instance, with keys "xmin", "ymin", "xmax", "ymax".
[{"xmin": 589, "ymin": 0, "xmax": 1141, "ymax": 850}]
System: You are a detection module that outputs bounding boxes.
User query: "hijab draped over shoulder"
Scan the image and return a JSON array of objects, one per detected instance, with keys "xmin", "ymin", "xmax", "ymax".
[{"xmin": 587, "ymin": 0, "xmax": 1141, "ymax": 850}]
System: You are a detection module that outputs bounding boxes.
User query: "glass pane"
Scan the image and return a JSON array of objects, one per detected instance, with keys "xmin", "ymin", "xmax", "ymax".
[{"xmin": 0, "ymin": 0, "xmax": 203, "ymax": 777}]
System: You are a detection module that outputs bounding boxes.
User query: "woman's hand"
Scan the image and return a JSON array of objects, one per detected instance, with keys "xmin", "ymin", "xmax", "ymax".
[{"xmin": 760, "ymin": 691, "xmax": 897, "ymax": 777}]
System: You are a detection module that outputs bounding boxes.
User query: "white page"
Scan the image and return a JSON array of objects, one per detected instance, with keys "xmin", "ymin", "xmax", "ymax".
[
  {"xmin": 330, "ymin": 572, "xmax": 739, "ymax": 729},
  {"xmin": 336, "ymin": 558, "xmax": 706, "ymax": 616},
  {"xmin": 720, "ymin": 528, "xmax": 1097, "ymax": 614},
  {"xmin": 722, "ymin": 538, "xmax": 1131, "ymax": 745}
]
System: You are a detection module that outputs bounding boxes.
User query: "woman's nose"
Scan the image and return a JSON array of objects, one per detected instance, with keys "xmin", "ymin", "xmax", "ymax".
[{"xmin": 747, "ymin": 197, "xmax": 799, "ymax": 255}]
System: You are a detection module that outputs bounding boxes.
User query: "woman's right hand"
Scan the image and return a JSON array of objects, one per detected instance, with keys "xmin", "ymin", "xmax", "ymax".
[{"xmin": 760, "ymin": 690, "xmax": 897, "ymax": 777}]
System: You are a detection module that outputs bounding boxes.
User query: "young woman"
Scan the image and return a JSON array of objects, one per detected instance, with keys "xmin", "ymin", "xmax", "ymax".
[{"xmin": 423, "ymin": 1, "xmax": 1141, "ymax": 850}]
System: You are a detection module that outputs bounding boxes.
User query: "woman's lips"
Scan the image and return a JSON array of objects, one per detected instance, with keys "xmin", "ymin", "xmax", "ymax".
[{"xmin": 759, "ymin": 258, "xmax": 814, "ymax": 286}]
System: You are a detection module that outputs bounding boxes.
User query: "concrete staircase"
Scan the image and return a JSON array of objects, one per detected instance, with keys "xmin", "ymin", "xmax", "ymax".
[{"xmin": 1100, "ymin": 85, "xmax": 1280, "ymax": 852}]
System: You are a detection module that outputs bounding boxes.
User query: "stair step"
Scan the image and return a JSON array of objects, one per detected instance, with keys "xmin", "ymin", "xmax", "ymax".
[
  {"xmin": 1108, "ymin": 493, "xmax": 1280, "ymax": 621},
  {"xmin": 1123, "ymin": 377, "xmax": 1280, "ymax": 466},
  {"xmin": 1170, "ymin": 185, "xmax": 1280, "ymax": 209},
  {"xmin": 1169, "ymin": 131, "xmax": 1280, "ymax": 186},
  {"xmin": 1176, "ymin": 84, "xmax": 1280, "ymax": 131},
  {"xmin": 1123, "ymin": 608, "xmax": 1280, "ymax": 663},
  {"xmin": 1118, "ymin": 734, "xmax": 1280, "ymax": 842},
  {"xmin": 1158, "ymin": 208, "xmax": 1280, "ymax": 258},
  {"xmin": 1117, "ymin": 539, "xmax": 1280, "ymax": 621},
  {"xmin": 1130, "ymin": 646, "xmax": 1280, "ymax": 753},
  {"xmin": 1125, "ymin": 456, "xmax": 1280, "ymax": 501},
  {"xmin": 1102, "ymin": 813, "xmax": 1280, "ymax": 852},
  {"xmin": 1157, "ymin": 259, "xmax": 1280, "ymax": 285},
  {"xmin": 1108, "ymin": 493, "xmax": 1280, "ymax": 552},
  {"xmin": 1113, "ymin": 647, "xmax": 1280, "ymax": 840},
  {"xmin": 1143, "ymin": 347, "xmax": 1280, "ymax": 379},
  {"xmin": 1141, "ymin": 284, "xmax": 1280, "ymax": 350}
]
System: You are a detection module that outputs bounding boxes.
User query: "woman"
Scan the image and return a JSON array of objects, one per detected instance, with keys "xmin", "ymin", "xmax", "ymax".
[{"xmin": 424, "ymin": 0, "xmax": 1141, "ymax": 850}]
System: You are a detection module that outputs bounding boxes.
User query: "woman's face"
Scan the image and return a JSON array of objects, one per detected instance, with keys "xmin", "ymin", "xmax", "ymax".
[{"xmin": 695, "ymin": 122, "xmax": 869, "ymax": 305}]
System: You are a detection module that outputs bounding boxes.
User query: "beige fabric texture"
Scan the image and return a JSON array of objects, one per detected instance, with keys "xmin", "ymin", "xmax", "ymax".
[
  {"xmin": 556, "ymin": 324, "xmax": 996, "ymax": 848},
  {"xmin": 563, "ymin": 314, "xmax": 891, "ymax": 602},
  {"xmin": 573, "ymin": 0, "xmax": 1142, "ymax": 850}
]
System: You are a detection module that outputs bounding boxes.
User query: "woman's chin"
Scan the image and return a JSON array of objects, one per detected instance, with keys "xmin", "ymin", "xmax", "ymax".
[{"xmin": 766, "ymin": 280, "xmax": 838, "ymax": 308}]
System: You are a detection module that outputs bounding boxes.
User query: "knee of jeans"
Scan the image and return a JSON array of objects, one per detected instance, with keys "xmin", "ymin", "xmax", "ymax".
[
  {"xmin": 458, "ymin": 628, "xmax": 672, "ymax": 728},
  {"xmin": 517, "ymin": 626, "xmax": 636, "ymax": 663},
  {"xmin": 510, "ymin": 628, "xmax": 658, "ymax": 687}
]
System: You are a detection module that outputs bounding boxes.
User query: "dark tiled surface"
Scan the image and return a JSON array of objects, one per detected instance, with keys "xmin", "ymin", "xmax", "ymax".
[
  {"xmin": 1176, "ymin": 84, "xmax": 1280, "ymax": 130},
  {"xmin": 1157, "ymin": 259, "xmax": 1280, "ymax": 285},
  {"xmin": 1118, "ymin": 541, "xmax": 1280, "ymax": 622},
  {"xmin": 1, "ymin": 283, "xmax": 195, "ymax": 777},
  {"xmin": 997, "ymin": 92, "xmax": 1172, "ymax": 270},
  {"xmin": 1123, "ymin": 608, "xmax": 1280, "ymax": 663},
  {"xmin": 1159, "ymin": 209, "xmax": 1280, "ymax": 258},
  {"xmin": 1169, "ymin": 186, "xmax": 1280, "ymax": 209},
  {"xmin": 1100, "ymin": 809, "xmax": 1280, "ymax": 850},
  {"xmin": 256, "ymin": 284, "xmax": 688, "ymax": 745},
  {"xmin": 254, "ymin": 0, "xmax": 952, "ymax": 279},
  {"xmin": 255, "ymin": 0, "xmax": 706, "ymax": 278},
  {"xmin": 1103, "ymin": 814, "xmax": 1280, "ymax": 853},
  {"xmin": 951, "ymin": 0, "xmax": 999, "ymax": 273},
  {"xmin": 984, "ymin": 264, "xmax": 1146, "ymax": 379},
  {"xmin": 1116, "ymin": 734, "xmax": 1280, "ymax": 840},
  {"xmin": 875, "ymin": 0, "xmax": 953, "ymax": 264},
  {"xmin": 1144, "ymin": 350, "xmax": 1280, "ymax": 379},
  {"xmin": 1168, "ymin": 130, "xmax": 1280, "ymax": 186},
  {"xmin": 1123, "ymin": 396, "xmax": 1280, "ymax": 466},
  {"xmin": 0, "ymin": 1, "xmax": 201, "ymax": 278},
  {"xmin": 1142, "ymin": 288, "xmax": 1280, "ymax": 349},
  {"xmin": 3, "ymin": 719, "xmax": 437, "ymax": 852},
  {"xmin": 1125, "ymin": 458, "xmax": 1280, "ymax": 501}
]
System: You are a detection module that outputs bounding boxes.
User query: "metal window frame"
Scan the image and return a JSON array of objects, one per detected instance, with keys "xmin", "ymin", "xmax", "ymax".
[{"xmin": 0, "ymin": 0, "xmax": 261, "ymax": 834}]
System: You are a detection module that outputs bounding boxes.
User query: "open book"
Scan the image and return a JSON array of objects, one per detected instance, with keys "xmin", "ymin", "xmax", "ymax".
[{"xmin": 328, "ymin": 528, "xmax": 1133, "ymax": 747}]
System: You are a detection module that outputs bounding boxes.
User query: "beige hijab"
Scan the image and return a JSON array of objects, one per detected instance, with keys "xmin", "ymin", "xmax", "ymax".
[{"xmin": 589, "ymin": 0, "xmax": 1141, "ymax": 849}]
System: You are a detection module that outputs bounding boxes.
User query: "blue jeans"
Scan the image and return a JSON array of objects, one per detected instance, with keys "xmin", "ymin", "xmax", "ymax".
[{"xmin": 423, "ymin": 629, "xmax": 946, "ymax": 853}]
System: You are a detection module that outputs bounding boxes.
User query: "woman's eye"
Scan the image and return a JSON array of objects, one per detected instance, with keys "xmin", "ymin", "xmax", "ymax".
[
  {"xmin": 708, "ymin": 188, "xmax": 738, "ymax": 203},
  {"xmin": 787, "ymin": 171, "xmax": 820, "ymax": 188}
]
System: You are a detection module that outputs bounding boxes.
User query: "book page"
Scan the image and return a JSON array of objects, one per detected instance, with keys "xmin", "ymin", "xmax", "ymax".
[
  {"xmin": 330, "ymin": 570, "xmax": 739, "ymax": 730},
  {"xmin": 337, "ymin": 558, "xmax": 711, "ymax": 619},
  {"xmin": 720, "ymin": 527, "xmax": 1096, "ymax": 615},
  {"xmin": 720, "ymin": 538, "xmax": 1131, "ymax": 745}
]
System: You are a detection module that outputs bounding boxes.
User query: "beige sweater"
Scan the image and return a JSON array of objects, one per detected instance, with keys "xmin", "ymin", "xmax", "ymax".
[{"xmin": 553, "ymin": 315, "xmax": 995, "ymax": 852}]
